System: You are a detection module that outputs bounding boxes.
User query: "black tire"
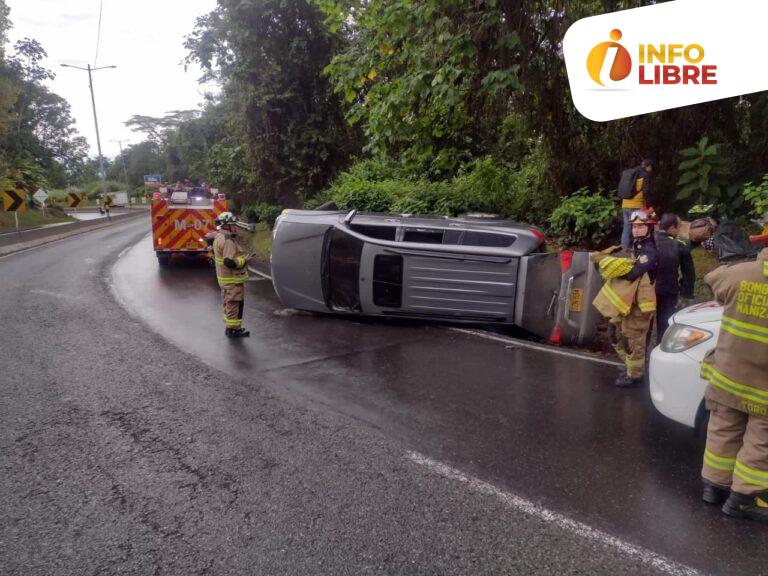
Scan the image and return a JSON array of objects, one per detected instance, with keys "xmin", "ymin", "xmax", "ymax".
[{"xmin": 157, "ymin": 255, "xmax": 171, "ymax": 267}]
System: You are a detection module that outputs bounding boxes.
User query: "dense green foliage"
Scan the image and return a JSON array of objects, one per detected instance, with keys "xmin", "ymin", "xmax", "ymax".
[
  {"xmin": 242, "ymin": 202, "xmax": 282, "ymax": 228},
  {"xmin": 184, "ymin": 0, "xmax": 358, "ymax": 207},
  {"xmin": 742, "ymin": 175, "xmax": 768, "ymax": 220},
  {"xmin": 6, "ymin": 0, "xmax": 756, "ymax": 245},
  {"xmin": 548, "ymin": 188, "xmax": 618, "ymax": 247},
  {"xmin": 0, "ymin": 19, "xmax": 89, "ymax": 194},
  {"xmin": 120, "ymin": 0, "xmax": 767, "ymax": 242}
]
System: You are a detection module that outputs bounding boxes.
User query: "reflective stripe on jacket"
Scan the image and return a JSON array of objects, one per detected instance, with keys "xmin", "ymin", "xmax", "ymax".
[
  {"xmin": 591, "ymin": 247, "xmax": 656, "ymax": 318},
  {"xmin": 213, "ymin": 231, "xmax": 248, "ymax": 286},
  {"xmin": 702, "ymin": 248, "xmax": 768, "ymax": 416}
]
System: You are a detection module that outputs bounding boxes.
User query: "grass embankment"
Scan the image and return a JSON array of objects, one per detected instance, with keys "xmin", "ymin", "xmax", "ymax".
[
  {"xmin": 0, "ymin": 207, "xmax": 73, "ymax": 232},
  {"xmin": 691, "ymin": 246, "xmax": 719, "ymax": 302},
  {"xmin": 247, "ymin": 223, "xmax": 273, "ymax": 263}
]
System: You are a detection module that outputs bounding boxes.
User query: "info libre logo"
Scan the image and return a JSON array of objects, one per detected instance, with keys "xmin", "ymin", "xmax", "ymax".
[{"xmin": 586, "ymin": 29, "xmax": 718, "ymax": 87}]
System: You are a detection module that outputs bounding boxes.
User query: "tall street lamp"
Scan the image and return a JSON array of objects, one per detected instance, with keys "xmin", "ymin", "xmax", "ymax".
[{"xmin": 60, "ymin": 63, "xmax": 116, "ymax": 203}]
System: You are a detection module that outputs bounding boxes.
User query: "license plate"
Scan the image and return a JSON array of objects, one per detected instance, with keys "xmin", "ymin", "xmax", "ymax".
[{"xmin": 569, "ymin": 288, "xmax": 584, "ymax": 312}]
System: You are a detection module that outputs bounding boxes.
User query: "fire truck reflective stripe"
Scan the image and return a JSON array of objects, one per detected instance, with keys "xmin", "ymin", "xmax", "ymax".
[
  {"xmin": 601, "ymin": 284, "xmax": 630, "ymax": 315},
  {"xmin": 734, "ymin": 461, "xmax": 768, "ymax": 488},
  {"xmin": 162, "ymin": 214, "xmax": 215, "ymax": 249},
  {"xmin": 162, "ymin": 229, "xmax": 197, "ymax": 252},
  {"xmin": 722, "ymin": 315, "xmax": 768, "ymax": 345},
  {"xmin": 153, "ymin": 210, "xmax": 189, "ymax": 244},
  {"xmin": 701, "ymin": 364, "xmax": 768, "ymax": 406},
  {"xmin": 703, "ymin": 449, "xmax": 736, "ymax": 472}
]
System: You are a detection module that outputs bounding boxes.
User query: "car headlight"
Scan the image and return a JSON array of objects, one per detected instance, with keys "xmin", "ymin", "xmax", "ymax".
[{"xmin": 660, "ymin": 323, "xmax": 713, "ymax": 353}]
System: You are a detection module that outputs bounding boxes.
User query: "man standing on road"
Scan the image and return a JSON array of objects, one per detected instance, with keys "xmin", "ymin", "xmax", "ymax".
[
  {"xmin": 592, "ymin": 210, "xmax": 659, "ymax": 387},
  {"xmin": 654, "ymin": 213, "xmax": 695, "ymax": 343},
  {"xmin": 213, "ymin": 212, "xmax": 251, "ymax": 338},
  {"xmin": 619, "ymin": 159, "xmax": 654, "ymax": 249},
  {"xmin": 699, "ymin": 248, "xmax": 768, "ymax": 522}
]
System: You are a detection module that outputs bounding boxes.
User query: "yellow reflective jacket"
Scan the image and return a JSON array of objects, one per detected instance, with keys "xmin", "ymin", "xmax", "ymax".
[
  {"xmin": 213, "ymin": 230, "xmax": 249, "ymax": 286},
  {"xmin": 591, "ymin": 247, "xmax": 656, "ymax": 319},
  {"xmin": 702, "ymin": 248, "xmax": 768, "ymax": 417}
]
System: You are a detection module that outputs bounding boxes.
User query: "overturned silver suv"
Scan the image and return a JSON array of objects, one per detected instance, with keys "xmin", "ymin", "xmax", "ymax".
[{"xmin": 270, "ymin": 209, "xmax": 602, "ymax": 346}]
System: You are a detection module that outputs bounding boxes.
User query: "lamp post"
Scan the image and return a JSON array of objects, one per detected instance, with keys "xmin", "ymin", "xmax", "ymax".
[{"xmin": 60, "ymin": 63, "xmax": 116, "ymax": 205}]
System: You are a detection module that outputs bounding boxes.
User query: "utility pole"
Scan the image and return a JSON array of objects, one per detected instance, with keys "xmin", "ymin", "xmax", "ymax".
[
  {"xmin": 111, "ymin": 139, "xmax": 130, "ymax": 208},
  {"xmin": 60, "ymin": 63, "xmax": 116, "ymax": 207}
]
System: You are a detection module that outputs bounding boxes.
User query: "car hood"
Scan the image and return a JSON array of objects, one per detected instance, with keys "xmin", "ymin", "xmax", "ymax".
[{"xmin": 672, "ymin": 301, "xmax": 723, "ymax": 325}]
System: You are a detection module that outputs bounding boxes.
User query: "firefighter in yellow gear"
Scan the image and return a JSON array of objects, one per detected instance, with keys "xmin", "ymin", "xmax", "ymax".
[
  {"xmin": 101, "ymin": 194, "xmax": 112, "ymax": 219},
  {"xmin": 213, "ymin": 212, "xmax": 251, "ymax": 338},
  {"xmin": 700, "ymin": 248, "xmax": 768, "ymax": 521},
  {"xmin": 591, "ymin": 210, "xmax": 658, "ymax": 387}
]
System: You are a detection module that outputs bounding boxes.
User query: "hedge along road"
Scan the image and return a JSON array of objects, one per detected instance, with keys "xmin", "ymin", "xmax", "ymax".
[{"xmin": 0, "ymin": 217, "xmax": 760, "ymax": 575}]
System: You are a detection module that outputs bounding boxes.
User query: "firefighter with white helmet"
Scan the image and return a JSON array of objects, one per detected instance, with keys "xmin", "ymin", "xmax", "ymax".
[
  {"xmin": 592, "ymin": 209, "xmax": 659, "ymax": 387},
  {"xmin": 213, "ymin": 212, "xmax": 251, "ymax": 338}
]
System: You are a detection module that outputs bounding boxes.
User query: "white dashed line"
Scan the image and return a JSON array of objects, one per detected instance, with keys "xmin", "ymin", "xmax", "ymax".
[{"xmin": 407, "ymin": 451, "xmax": 702, "ymax": 576}]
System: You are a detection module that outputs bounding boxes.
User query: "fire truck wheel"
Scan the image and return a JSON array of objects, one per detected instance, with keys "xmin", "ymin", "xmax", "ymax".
[{"xmin": 157, "ymin": 254, "xmax": 171, "ymax": 267}]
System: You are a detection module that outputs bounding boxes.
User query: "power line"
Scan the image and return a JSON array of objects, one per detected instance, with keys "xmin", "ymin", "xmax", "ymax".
[{"xmin": 94, "ymin": 0, "xmax": 104, "ymax": 66}]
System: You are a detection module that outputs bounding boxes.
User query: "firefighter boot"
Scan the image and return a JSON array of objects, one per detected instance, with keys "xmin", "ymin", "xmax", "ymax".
[
  {"xmin": 226, "ymin": 328, "xmax": 250, "ymax": 338},
  {"xmin": 614, "ymin": 373, "xmax": 643, "ymax": 388},
  {"xmin": 721, "ymin": 492, "xmax": 768, "ymax": 522},
  {"xmin": 701, "ymin": 481, "xmax": 729, "ymax": 505}
]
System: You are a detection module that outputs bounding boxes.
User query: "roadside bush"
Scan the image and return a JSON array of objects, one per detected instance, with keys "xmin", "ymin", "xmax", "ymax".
[
  {"xmin": 742, "ymin": 174, "xmax": 768, "ymax": 219},
  {"xmin": 82, "ymin": 180, "xmax": 129, "ymax": 199},
  {"xmin": 321, "ymin": 151, "xmax": 557, "ymax": 222},
  {"xmin": 242, "ymin": 202, "xmax": 282, "ymax": 228},
  {"xmin": 548, "ymin": 188, "xmax": 618, "ymax": 248}
]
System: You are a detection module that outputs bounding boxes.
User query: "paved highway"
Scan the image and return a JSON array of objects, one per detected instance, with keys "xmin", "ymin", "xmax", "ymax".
[{"xmin": 0, "ymin": 218, "xmax": 763, "ymax": 575}]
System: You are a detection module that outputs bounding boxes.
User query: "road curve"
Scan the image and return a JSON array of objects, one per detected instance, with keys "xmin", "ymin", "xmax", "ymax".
[{"xmin": 0, "ymin": 218, "xmax": 762, "ymax": 575}]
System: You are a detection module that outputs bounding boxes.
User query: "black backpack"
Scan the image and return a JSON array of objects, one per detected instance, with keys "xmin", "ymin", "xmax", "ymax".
[
  {"xmin": 713, "ymin": 222, "xmax": 758, "ymax": 263},
  {"xmin": 618, "ymin": 167, "xmax": 638, "ymax": 199}
]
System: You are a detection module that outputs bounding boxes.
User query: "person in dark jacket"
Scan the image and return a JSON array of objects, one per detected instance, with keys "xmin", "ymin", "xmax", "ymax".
[
  {"xmin": 621, "ymin": 159, "xmax": 654, "ymax": 248},
  {"xmin": 654, "ymin": 213, "xmax": 696, "ymax": 342}
]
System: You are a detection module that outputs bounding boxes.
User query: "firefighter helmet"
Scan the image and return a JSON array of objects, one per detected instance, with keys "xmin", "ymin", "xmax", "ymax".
[
  {"xmin": 215, "ymin": 211, "xmax": 237, "ymax": 228},
  {"xmin": 629, "ymin": 209, "xmax": 656, "ymax": 225}
]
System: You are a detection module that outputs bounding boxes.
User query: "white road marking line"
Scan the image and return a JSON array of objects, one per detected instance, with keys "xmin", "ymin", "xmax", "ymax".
[
  {"xmin": 406, "ymin": 451, "xmax": 702, "ymax": 576},
  {"xmin": 450, "ymin": 327, "xmax": 623, "ymax": 367}
]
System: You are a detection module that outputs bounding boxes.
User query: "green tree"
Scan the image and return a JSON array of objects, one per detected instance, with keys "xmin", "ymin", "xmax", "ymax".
[{"xmin": 185, "ymin": 0, "xmax": 359, "ymax": 207}]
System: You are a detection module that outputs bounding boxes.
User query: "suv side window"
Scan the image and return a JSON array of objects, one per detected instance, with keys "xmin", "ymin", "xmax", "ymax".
[
  {"xmin": 402, "ymin": 228, "xmax": 444, "ymax": 244},
  {"xmin": 461, "ymin": 231, "xmax": 515, "ymax": 247}
]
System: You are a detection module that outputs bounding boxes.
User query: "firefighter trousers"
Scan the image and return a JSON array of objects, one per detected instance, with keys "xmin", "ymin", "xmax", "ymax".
[
  {"xmin": 221, "ymin": 284, "xmax": 245, "ymax": 330},
  {"xmin": 703, "ymin": 399, "xmax": 768, "ymax": 496},
  {"xmin": 609, "ymin": 306, "xmax": 653, "ymax": 379}
]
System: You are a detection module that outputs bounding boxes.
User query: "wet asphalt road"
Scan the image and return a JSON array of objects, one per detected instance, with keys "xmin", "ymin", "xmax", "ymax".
[{"xmin": 0, "ymin": 218, "xmax": 764, "ymax": 575}]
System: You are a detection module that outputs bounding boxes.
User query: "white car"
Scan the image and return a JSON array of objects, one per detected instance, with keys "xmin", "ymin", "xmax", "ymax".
[{"xmin": 649, "ymin": 301, "xmax": 723, "ymax": 431}]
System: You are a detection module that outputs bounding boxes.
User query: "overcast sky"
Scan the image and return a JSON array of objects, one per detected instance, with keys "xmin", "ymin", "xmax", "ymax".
[{"xmin": 8, "ymin": 0, "xmax": 218, "ymax": 158}]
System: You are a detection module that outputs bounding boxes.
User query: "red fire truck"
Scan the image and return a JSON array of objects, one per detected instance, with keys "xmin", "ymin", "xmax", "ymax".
[{"xmin": 150, "ymin": 186, "xmax": 227, "ymax": 266}]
